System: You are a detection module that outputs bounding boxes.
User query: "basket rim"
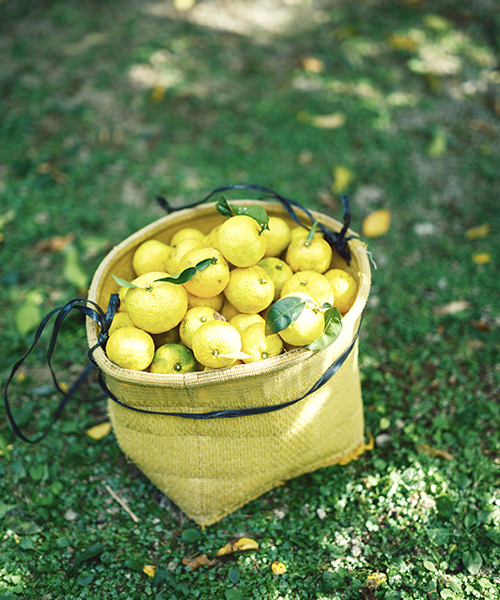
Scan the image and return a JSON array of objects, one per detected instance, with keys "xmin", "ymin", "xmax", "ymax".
[{"xmin": 86, "ymin": 200, "xmax": 371, "ymax": 385}]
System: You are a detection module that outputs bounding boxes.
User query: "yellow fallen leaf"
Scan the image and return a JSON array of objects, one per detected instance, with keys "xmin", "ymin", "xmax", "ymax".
[
  {"xmin": 0, "ymin": 444, "xmax": 14, "ymax": 457},
  {"xmin": 387, "ymin": 34, "xmax": 417, "ymax": 51},
  {"xmin": 417, "ymin": 443, "xmax": 453, "ymax": 461},
  {"xmin": 271, "ymin": 560, "xmax": 287, "ymax": 575},
  {"xmin": 434, "ymin": 300, "xmax": 472, "ymax": 316},
  {"xmin": 151, "ymin": 86, "xmax": 166, "ymax": 103},
  {"xmin": 174, "ymin": 0, "xmax": 196, "ymax": 11},
  {"xmin": 362, "ymin": 209, "xmax": 391, "ymax": 238},
  {"xmin": 335, "ymin": 432, "xmax": 374, "ymax": 466},
  {"xmin": 367, "ymin": 572, "xmax": 387, "ymax": 587},
  {"xmin": 216, "ymin": 537, "xmax": 259, "ymax": 556},
  {"xmin": 301, "ymin": 57, "xmax": 325, "ymax": 73},
  {"xmin": 182, "ymin": 554, "xmax": 216, "ymax": 570},
  {"xmin": 143, "ymin": 565, "xmax": 157, "ymax": 577},
  {"xmin": 59, "ymin": 381, "xmax": 69, "ymax": 392},
  {"xmin": 331, "ymin": 166, "xmax": 354, "ymax": 194},
  {"xmin": 472, "ymin": 251, "xmax": 491, "ymax": 265},
  {"xmin": 310, "ymin": 113, "xmax": 346, "ymax": 130},
  {"xmin": 465, "ymin": 224, "xmax": 491, "ymax": 240},
  {"xmin": 86, "ymin": 422, "xmax": 112, "ymax": 440}
]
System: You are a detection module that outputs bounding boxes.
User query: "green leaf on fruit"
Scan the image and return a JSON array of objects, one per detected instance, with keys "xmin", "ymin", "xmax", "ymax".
[
  {"xmin": 216, "ymin": 196, "xmax": 270, "ymax": 232},
  {"xmin": 154, "ymin": 258, "xmax": 214, "ymax": 285},
  {"xmin": 110, "ymin": 274, "xmax": 140, "ymax": 288},
  {"xmin": 307, "ymin": 304, "xmax": 342, "ymax": 351},
  {"xmin": 305, "ymin": 220, "xmax": 318, "ymax": 246},
  {"xmin": 265, "ymin": 296, "xmax": 306, "ymax": 336}
]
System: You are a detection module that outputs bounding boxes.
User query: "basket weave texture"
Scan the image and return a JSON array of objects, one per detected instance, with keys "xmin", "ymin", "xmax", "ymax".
[{"xmin": 86, "ymin": 201, "xmax": 371, "ymax": 525}]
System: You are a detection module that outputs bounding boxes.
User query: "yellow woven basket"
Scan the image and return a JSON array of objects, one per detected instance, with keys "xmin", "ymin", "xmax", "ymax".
[{"xmin": 86, "ymin": 201, "xmax": 371, "ymax": 525}]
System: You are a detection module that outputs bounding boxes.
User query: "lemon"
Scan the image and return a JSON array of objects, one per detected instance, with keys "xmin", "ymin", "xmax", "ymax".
[
  {"xmin": 261, "ymin": 216, "xmax": 291, "ymax": 257},
  {"xmin": 218, "ymin": 215, "xmax": 267, "ymax": 267},
  {"xmin": 229, "ymin": 313, "xmax": 265, "ymax": 335},
  {"xmin": 290, "ymin": 225, "xmax": 324, "ymax": 244},
  {"xmin": 132, "ymin": 239, "xmax": 172, "ymax": 276},
  {"xmin": 329, "ymin": 248, "xmax": 350, "ymax": 271},
  {"xmin": 149, "ymin": 343, "xmax": 197, "ymax": 374},
  {"xmin": 117, "ymin": 286, "xmax": 129, "ymax": 312},
  {"xmin": 220, "ymin": 298, "xmax": 239, "ymax": 321},
  {"xmin": 277, "ymin": 292, "xmax": 325, "ymax": 346},
  {"xmin": 280, "ymin": 270, "xmax": 334, "ymax": 307},
  {"xmin": 187, "ymin": 289, "xmax": 224, "ymax": 312},
  {"xmin": 179, "ymin": 247, "xmax": 230, "ymax": 298},
  {"xmin": 224, "ymin": 266, "xmax": 275, "ymax": 314},
  {"xmin": 257, "ymin": 257, "xmax": 293, "ymax": 301},
  {"xmin": 286, "ymin": 234, "xmax": 332, "ymax": 273},
  {"xmin": 151, "ymin": 327, "xmax": 180, "ymax": 348},
  {"xmin": 124, "ymin": 271, "xmax": 188, "ymax": 334},
  {"xmin": 325, "ymin": 269, "xmax": 358, "ymax": 314},
  {"xmin": 166, "ymin": 237, "xmax": 205, "ymax": 275},
  {"xmin": 240, "ymin": 321, "xmax": 283, "ymax": 363},
  {"xmin": 204, "ymin": 225, "xmax": 221, "ymax": 251},
  {"xmin": 179, "ymin": 306, "xmax": 220, "ymax": 349},
  {"xmin": 109, "ymin": 312, "xmax": 134, "ymax": 336},
  {"xmin": 170, "ymin": 227, "xmax": 206, "ymax": 247},
  {"xmin": 192, "ymin": 320, "xmax": 242, "ymax": 369},
  {"xmin": 106, "ymin": 327, "xmax": 155, "ymax": 371}
]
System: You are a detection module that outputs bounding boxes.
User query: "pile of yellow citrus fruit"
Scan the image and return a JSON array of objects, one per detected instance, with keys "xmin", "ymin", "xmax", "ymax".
[{"xmin": 105, "ymin": 208, "xmax": 358, "ymax": 373}]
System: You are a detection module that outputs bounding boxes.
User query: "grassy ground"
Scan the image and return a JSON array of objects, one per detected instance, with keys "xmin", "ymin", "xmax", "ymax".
[{"xmin": 1, "ymin": 0, "xmax": 499, "ymax": 598}]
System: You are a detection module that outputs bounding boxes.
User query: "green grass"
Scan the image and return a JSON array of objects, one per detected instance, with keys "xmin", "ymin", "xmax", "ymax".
[{"xmin": 1, "ymin": 0, "xmax": 499, "ymax": 598}]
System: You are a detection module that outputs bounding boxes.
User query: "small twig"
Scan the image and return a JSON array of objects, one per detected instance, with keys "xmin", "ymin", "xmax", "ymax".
[{"xmin": 103, "ymin": 483, "xmax": 139, "ymax": 523}]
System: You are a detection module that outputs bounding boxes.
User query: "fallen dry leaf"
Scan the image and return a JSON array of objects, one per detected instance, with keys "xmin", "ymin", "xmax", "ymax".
[
  {"xmin": 143, "ymin": 565, "xmax": 157, "ymax": 577},
  {"xmin": 271, "ymin": 560, "xmax": 287, "ymax": 575},
  {"xmin": 361, "ymin": 209, "xmax": 391, "ymax": 238},
  {"xmin": 417, "ymin": 443, "xmax": 453, "ymax": 461},
  {"xmin": 466, "ymin": 339, "xmax": 485, "ymax": 351},
  {"xmin": 469, "ymin": 120, "xmax": 494, "ymax": 133},
  {"xmin": 301, "ymin": 57, "xmax": 325, "ymax": 73},
  {"xmin": 470, "ymin": 319, "xmax": 492, "ymax": 333},
  {"xmin": 216, "ymin": 537, "xmax": 259, "ymax": 557},
  {"xmin": 86, "ymin": 422, "xmax": 112, "ymax": 440},
  {"xmin": 465, "ymin": 223, "xmax": 491, "ymax": 240},
  {"xmin": 151, "ymin": 86, "xmax": 166, "ymax": 103},
  {"xmin": 310, "ymin": 113, "xmax": 346, "ymax": 129},
  {"xmin": 387, "ymin": 34, "xmax": 417, "ymax": 51},
  {"xmin": 472, "ymin": 251, "xmax": 491, "ymax": 265},
  {"xmin": 37, "ymin": 233, "xmax": 75, "ymax": 252},
  {"xmin": 360, "ymin": 586, "xmax": 378, "ymax": 600},
  {"xmin": 182, "ymin": 554, "xmax": 216, "ymax": 571},
  {"xmin": 434, "ymin": 300, "xmax": 472, "ymax": 316},
  {"xmin": 331, "ymin": 165, "xmax": 354, "ymax": 194}
]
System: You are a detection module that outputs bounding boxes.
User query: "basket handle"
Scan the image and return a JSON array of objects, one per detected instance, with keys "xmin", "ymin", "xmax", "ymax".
[
  {"xmin": 4, "ymin": 295, "xmax": 119, "ymax": 443},
  {"xmin": 156, "ymin": 184, "xmax": 356, "ymax": 264}
]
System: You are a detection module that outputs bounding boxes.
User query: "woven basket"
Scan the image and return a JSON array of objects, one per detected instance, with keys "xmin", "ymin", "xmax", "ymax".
[{"xmin": 86, "ymin": 201, "xmax": 371, "ymax": 525}]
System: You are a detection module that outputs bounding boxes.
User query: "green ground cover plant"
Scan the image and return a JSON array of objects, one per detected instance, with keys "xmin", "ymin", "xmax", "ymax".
[{"xmin": 1, "ymin": 0, "xmax": 499, "ymax": 598}]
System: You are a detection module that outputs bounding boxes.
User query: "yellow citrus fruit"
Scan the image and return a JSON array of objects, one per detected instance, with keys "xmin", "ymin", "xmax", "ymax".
[
  {"xmin": 240, "ymin": 321, "xmax": 283, "ymax": 363},
  {"xmin": 329, "ymin": 248, "xmax": 349, "ymax": 271},
  {"xmin": 191, "ymin": 320, "xmax": 242, "ymax": 369},
  {"xmin": 132, "ymin": 239, "xmax": 172, "ymax": 276},
  {"xmin": 286, "ymin": 234, "xmax": 332, "ymax": 273},
  {"xmin": 324, "ymin": 269, "xmax": 358, "ymax": 314},
  {"xmin": 186, "ymin": 289, "xmax": 224, "ymax": 312},
  {"xmin": 170, "ymin": 227, "xmax": 206, "ymax": 247},
  {"xmin": 149, "ymin": 343, "xmax": 197, "ymax": 374},
  {"xmin": 179, "ymin": 247, "xmax": 230, "ymax": 298},
  {"xmin": 179, "ymin": 306, "xmax": 220, "ymax": 349},
  {"xmin": 290, "ymin": 225, "xmax": 324, "ymax": 244},
  {"xmin": 224, "ymin": 266, "xmax": 275, "ymax": 314},
  {"xmin": 124, "ymin": 271, "xmax": 188, "ymax": 334},
  {"xmin": 151, "ymin": 327, "xmax": 180, "ymax": 348},
  {"xmin": 218, "ymin": 215, "xmax": 267, "ymax": 267},
  {"xmin": 117, "ymin": 286, "xmax": 129, "ymax": 312},
  {"xmin": 106, "ymin": 327, "xmax": 155, "ymax": 371},
  {"xmin": 229, "ymin": 312, "xmax": 265, "ymax": 335},
  {"xmin": 204, "ymin": 225, "xmax": 221, "ymax": 251},
  {"xmin": 277, "ymin": 292, "xmax": 324, "ymax": 346},
  {"xmin": 166, "ymin": 238, "xmax": 205, "ymax": 275},
  {"xmin": 280, "ymin": 270, "xmax": 334, "ymax": 307},
  {"xmin": 220, "ymin": 298, "xmax": 240, "ymax": 321},
  {"xmin": 261, "ymin": 216, "xmax": 291, "ymax": 257},
  {"xmin": 109, "ymin": 312, "xmax": 134, "ymax": 336},
  {"xmin": 257, "ymin": 257, "xmax": 293, "ymax": 301}
]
